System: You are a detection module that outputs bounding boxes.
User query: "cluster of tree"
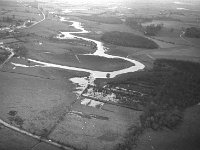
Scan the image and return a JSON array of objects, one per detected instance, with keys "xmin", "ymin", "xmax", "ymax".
[
  {"xmin": 101, "ymin": 31, "xmax": 158, "ymax": 49},
  {"xmin": 116, "ymin": 126, "xmax": 143, "ymax": 150},
  {"xmin": 14, "ymin": 45, "xmax": 28, "ymax": 58},
  {"xmin": 0, "ymin": 31, "xmax": 10, "ymax": 38},
  {"xmin": 109, "ymin": 59, "xmax": 200, "ymax": 109},
  {"xmin": 25, "ymin": 20, "xmax": 34, "ymax": 27},
  {"xmin": 114, "ymin": 59, "xmax": 200, "ymax": 126},
  {"xmin": 144, "ymin": 23, "xmax": 164, "ymax": 36},
  {"xmin": 185, "ymin": 27, "xmax": 200, "ymax": 38},
  {"xmin": 109, "ymin": 59, "xmax": 200, "ymax": 150},
  {"xmin": 29, "ymin": 1, "xmax": 39, "ymax": 9},
  {"xmin": 125, "ymin": 17, "xmax": 152, "ymax": 30},
  {"xmin": 81, "ymin": 15, "xmax": 122, "ymax": 24},
  {"xmin": 125, "ymin": 17, "xmax": 142, "ymax": 30},
  {"xmin": 2, "ymin": 16, "xmax": 15, "ymax": 23},
  {"xmin": 140, "ymin": 104, "xmax": 182, "ymax": 130},
  {"xmin": 0, "ymin": 24, "xmax": 5, "ymax": 28},
  {"xmin": 25, "ymin": 9, "xmax": 30, "ymax": 13},
  {"xmin": 115, "ymin": 105, "xmax": 182, "ymax": 150},
  {"xmin": 0, "ymin": 51, "xmax": 10, "ymax": 63},
  {"xmin": 153, "ymin": 59, "xmax": 200, "ymax": 108},
  {"xmin": 93, "ymin": 84, "xmax": 144, "ymax": 106}
]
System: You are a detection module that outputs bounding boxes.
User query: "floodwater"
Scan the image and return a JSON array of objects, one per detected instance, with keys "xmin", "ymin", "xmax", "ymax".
[{"xmin": 10, "ymin": 15, "xmax": 145, "ymax": 107}]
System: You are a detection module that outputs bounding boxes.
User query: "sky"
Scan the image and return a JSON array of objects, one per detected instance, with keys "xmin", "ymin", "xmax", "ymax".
[
  {"xmin": 29, "ymin": 0, "xmax": 200, "ymax": 6},
  {"xmin": 45, "ymin": 0, "xmax": 199, "ymax": 4}
]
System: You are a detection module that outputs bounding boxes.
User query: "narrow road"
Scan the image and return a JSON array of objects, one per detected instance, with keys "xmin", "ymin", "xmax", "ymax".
[{"xmin": 0, "ymin": 119, "xmax": 74, "ymax": 150}]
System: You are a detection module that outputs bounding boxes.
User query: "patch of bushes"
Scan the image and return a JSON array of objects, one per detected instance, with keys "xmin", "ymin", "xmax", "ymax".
[
  {"xmin": 116, "ymin": 126, "xmax": 143, "ymax": 150},
  {"xmin": 116, "ymin": 108, "xmax": 182, "ymax": 150},
  {"xmin": 0, "ymin": 31, "xmax": 10, "ymax": 38},
  {"xmin": 8, "ymin": 110, "xmax": 17, "ymax": 116},
  {"xmin": 8, "ymin": 115, "xmax": 24, "ymax": 128},
  {"xmin": 112, "ymin": 59, "xmax": 200, "ymax": 150},
  {"xmin": 101, "ymin": 31, "xmax": 158, "ymax": 49},
  {"xmin": 14, "ymin": 45, "xmax": 28, "ymax": 58},
  {"xmin": 185, "ymin": 27, "xmax": 200, "ymax": 38},
  {"xmin": 2, "ymin": 16, "xmax": 15, "ymax": 23},
  {"xmin": 110, "ymin": 59, "xmax": 200, "ymax": 110},
  {"xmin": 140, "ymin": 104, "xmax": 182, "ymax": 130},
  {"xmin": 153, "ymin": 59, "xmax": 200, "ymax": 109},
  {"xmin": 144, "ymin": 23, "xmax": 163, "ymax": 36},
  {"xmin": 125, "ymin": 17, "xmax": 152, "ymax": 31},
  {"xmin": 0, "ymin": 50, "xmax": 10, "ymax": 64}
]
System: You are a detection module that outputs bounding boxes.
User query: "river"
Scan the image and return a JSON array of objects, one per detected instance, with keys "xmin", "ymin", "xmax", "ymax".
[{"xmin": 11, "ymin": 15, "xmax": 145, "ymax": 107}]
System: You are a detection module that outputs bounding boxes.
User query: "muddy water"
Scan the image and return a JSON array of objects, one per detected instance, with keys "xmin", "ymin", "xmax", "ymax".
[
  {"xmin": 56, "ymin": 16, "xmax": 145, "ymax": 79},
  {"xmin": 11, "ymin": 16, "xmax": 145, "ymax": 107},
  {"xmin": 56, "ymin": 16, "xmax": 145, "ymax": 106}
]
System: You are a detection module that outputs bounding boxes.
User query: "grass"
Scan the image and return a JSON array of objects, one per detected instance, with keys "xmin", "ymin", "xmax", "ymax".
[
  {"xmin": 101, "ymin": 31, "xmax": 158, "ymax": 49},
  {"xmin": 44, "ymin": 53, "xmax": 133, "ymax": 72},
  {"xmin": 77, "ymin": 55, "xmax": 134, "ymax": 71}
]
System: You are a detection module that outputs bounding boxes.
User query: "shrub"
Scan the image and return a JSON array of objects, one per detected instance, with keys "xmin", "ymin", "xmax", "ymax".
[
  {"xmin": 115, "ymin": 126, "xmax": 143, "ymax": 150},
  {"xmin": 144, "ymin": 23, "xmax": 163, "ymax": 36},
  {"xmin": 185, "ymin": 27, "xmax": 200, "ymax": 38},
  {"xmin": 14, "ymin": 46, "xmax": 28, "ymax": 58},
  {"xmin": 140, "ymin": 104, "xmax": 182, "ymax": 130}
]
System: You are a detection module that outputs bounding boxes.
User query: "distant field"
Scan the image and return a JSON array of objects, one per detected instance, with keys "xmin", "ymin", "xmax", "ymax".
[
  {"xmin": 101, "ymin": 31, "xmax": 159, "ymax": 49},
  {"xmin": 80, "ymin": 15, "xmax": 122, "ymax": 24},
  {"xmin": 0, "ymin": 0, "xmax": 18, "ymax": 7}
]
